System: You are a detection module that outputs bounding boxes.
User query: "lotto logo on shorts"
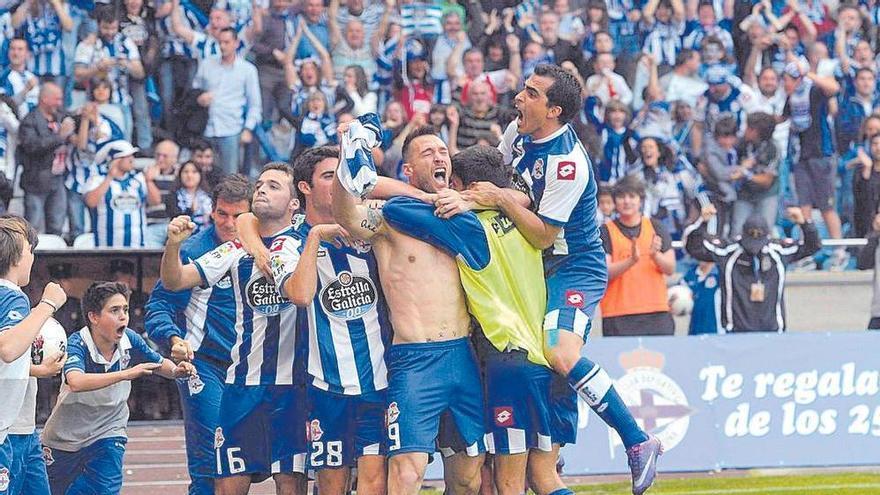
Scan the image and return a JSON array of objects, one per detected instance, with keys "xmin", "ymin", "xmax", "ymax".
[
  {"xmin": 42, "ymin": 446, "xmax": 54, "ymax": 466},
  {"xmin": 557, "ymin": 161, "xmax": 576, "ymax": 181},
  {"xmin": 309, "ymin": 419, "xmax": 324, "ymax": 442},
  {"xmin": 386, "ymin": 402, "xmax": 400, "ymax": 425},
  {"xmin": 565, "ymin": 290, "xmax": 585, "ymax": 308},
  {"xmin": 214, "ymin": 427, "xmax": 225, "ymax": 449},
  {"xmin": 494, "ymin": 407, "xmax": 514, "ymax": 427},
  {"xmin": 0, "ymin": 467, "xmax": 9, "ymax": 491}
]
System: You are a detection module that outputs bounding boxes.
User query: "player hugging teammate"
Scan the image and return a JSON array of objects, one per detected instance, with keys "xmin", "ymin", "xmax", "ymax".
[{"xmin": 134, "ymin": 63, "xmax": 661, "ymax": 495}]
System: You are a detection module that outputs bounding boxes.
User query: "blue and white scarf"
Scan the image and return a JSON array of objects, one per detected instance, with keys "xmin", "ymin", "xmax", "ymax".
[{"xmin": 338, "ymin": 113, "xmax": 383, "ymax": 199}]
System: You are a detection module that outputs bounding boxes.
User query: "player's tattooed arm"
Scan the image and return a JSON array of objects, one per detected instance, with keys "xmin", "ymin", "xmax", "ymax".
[{"xmin": 333, "ymin": 171, "xmax": 387, "ymax": 241}]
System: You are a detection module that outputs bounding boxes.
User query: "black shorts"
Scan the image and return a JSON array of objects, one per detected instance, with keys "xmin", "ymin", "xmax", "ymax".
[
  {"xmin": 794, "ymin": 157, "xmax": 835, "ymax": 211},
  {"xmin": 602, "ymin": 311, "xmax": 675, "ymax": 337}
]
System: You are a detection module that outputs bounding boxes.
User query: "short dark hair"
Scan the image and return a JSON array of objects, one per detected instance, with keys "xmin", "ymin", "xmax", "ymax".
[
  {"xmin": 260, "ymin": 161, "xmax": 297, "ymax": 198},
  {"xmin": 218, "ymin": 27, "xmax": 238, "ymax": 39},
  {"xmin": 292, "ymin": 146, "xmax": 339, "ymax": 205},
  {"xmin": 597, "ymin": 184, "xmax": 613, "ymax": 198},
  {"xmin": 212, "ymin": 173, "xmax": 252, "ymax": 208},
  {"xmin": 675, "ymin": 49, "xmax": 696, "ymax": 68},
  {"xmin": 451, "ymin": 145, "xmax": 512, "ymax": 188},
  {"xmin": 82, "ymin": 281, "xmax": 130, "ymax": 329},
  {"xmin": 0, "ymin": 216, "xmax": 37, "ymax": 278},
  {"xmin": 856, "ymin": 67, "xmax": 876, "ymax": 80},
  {"xmin": 532, "ymin": 64, "xmax": 583, "ymax": 124},
  {"xmin": 191, "ymin": 138, "xmax": 214, "ymax": 153},
  {"xmin": 611, "ymin": 175, "xmax": 646, "ymax": 200},
  {"xmin": 94, "ymin": 5, "xmax": 118, "ymax": 25},
  {"xmin": 746, "ymin": 112, "xmax": 776, "ymax": 142},
  {"xmin": 714, "ymin": 115, "xmax": 738, "ymax": 138},
  {"xmin": 402, "ymin": 126, "xmax": 439, "ymax": 162}
]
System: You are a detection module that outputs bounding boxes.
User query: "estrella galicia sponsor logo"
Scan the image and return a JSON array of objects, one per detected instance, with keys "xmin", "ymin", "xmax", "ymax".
[
  {"xmin": 319, "ymin": 270, "xmax": 377, "ymax": 320},
  {"xmin": 246, "ymin": 276, "xmax": 292, "ymax": 316},
  {"xmin": 111, "ymin": 192, "xmax": 141, "ymax": 213}
]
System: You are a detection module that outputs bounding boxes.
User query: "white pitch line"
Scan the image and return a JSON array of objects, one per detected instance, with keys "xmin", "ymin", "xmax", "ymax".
[{"xmin": 657, "ymin": 483, "xmax": 880, "ymax": 494}]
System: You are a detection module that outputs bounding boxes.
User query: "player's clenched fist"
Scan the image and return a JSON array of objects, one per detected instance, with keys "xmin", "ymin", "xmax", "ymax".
[
  {"xmin": 167, "ymin": 216, "xmax": 196, "ymax": 245},
  {"xmin": 42, "ymin": 282, "xmax": 67, "ymax": 310}
]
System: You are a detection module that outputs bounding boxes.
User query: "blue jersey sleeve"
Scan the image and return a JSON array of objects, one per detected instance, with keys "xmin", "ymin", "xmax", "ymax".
[
  {"xmin": 125, "ymin": 329, "xmax": 164, "ymax": 366},
  {"xmin": 63, "ymin": 333, "xmax": 88, "ymax": 375},
  {"xmin": 0, "ymin": 290, "xmax": 31, "ymax": 331},
  {"xmin": 381, "ymin": 196, "xmax": 491, "ymax": 270},
  {"xmin": 144, "ymin": 281, "xmax": 190, "ymax": 354}
]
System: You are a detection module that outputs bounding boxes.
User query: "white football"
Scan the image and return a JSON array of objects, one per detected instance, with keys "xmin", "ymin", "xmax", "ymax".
[
  {"xmin": 31, "ymin": 318, "xmax": 68, "ymax": 365},
  {"xmin": 668, "ymin": 284, "xmax": 694, "ymax": 317}
]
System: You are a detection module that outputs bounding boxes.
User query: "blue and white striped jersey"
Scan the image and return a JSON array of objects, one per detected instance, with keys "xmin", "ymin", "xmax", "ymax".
[
  {"xmin": 194, "ymin": 228, "xmax": 301, "ymax": 386},
  {"xmin": 0, "ymin": 279, "xmax": 32, "ymax": 444},
  {"xmin": 157, "ymin": 0, "xmax": 207, "ymax": 59},
  {"xmin": 0, "ymin": 68, "xmax": 39, "ymax": 116},
  {"xmin": 270, "ymin": 221, "xmax": 390, "ymax": 396},
  {"xmin": 74, "ymin": 33, "xmax": 141, "ymax": 105},
  {"xmin": 214, "ymin": 0, "xmax": 263, "ymax": 32},
  {"xmin": 499, "ymin": 121, "xmax": 603, "ymax": 258},
  {"xmin": 65, "ymin": 114, "xmax": 125, "ymax": 194},
  {"xmin": 21, "ymin": 5, "xmax": 68, "ymax": 77},
  {"xmin": 190, "ymin": 26, "xmax": 248, "ymax": 60},
  {"xmin": 83, "ymin": 169, "xmax": 148, "ymax": 247}
]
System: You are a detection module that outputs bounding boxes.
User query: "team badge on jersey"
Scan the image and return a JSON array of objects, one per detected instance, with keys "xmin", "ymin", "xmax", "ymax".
[
  {"xmin": 386, "ymin": 402, "xmax": 400, "ymax": 426},
  {"xmin": 565, "ymin": 290, "xmax": 585, "ymax": 308},
  {"xmin": 188, "ymin": 372, "xmax": 205, "ymax": 395},
  {"xmin": 319, "ymin": 270, "xmax": 378, "ymax": 320},
  {"xmin": 120, "ymin": 351, "xmax": 131, "ymax": 369},
  {"xmin": 216, "ymin": 274, "xmax": 233, "ymax": 289},
  {"xmin": 245, "ymin": 276, "xmax": 292, "ymax": 316},
  {"xmin": 6, "ymin": 310, "xmax": 23, "ymax": 321},
  {"xmin": 0, "ymin": 467, "xmax": 8, "ymax": 491},
  {"xmin": 493, "ymin": 407, "xmax": 514, "ymax": 427},
  {"xmin": 309, "ymin": 419, "xmax": 324, "ymax": 441},
  {"xmin": 533, "ymin": 158, "xmax": 545, "ymax": 179},
  {"xmin": 214, "ymin": 427, "xmax": 225, "ymax": 449},
  {"xmin": 557, "ymin": 161, "xmax": 576, "ymax": 180},
  {"xmin": 42, "ymin": 446, "xmax": 54, "ymax": 466}
]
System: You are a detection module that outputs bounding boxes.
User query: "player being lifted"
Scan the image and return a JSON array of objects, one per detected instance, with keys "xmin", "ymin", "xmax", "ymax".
[
  {"xmin": 447, "ymin": 64, "xmax": 662, "ymax": 494},
  {"xmin": 332, "ymin": 126, "xmax": 487, "ymax": 495},
  {"xmin": 235, "ymin": 147, "xmax": 392, "ymax": 495},
  {"xmin": 161, "ymin": 163, "xmax": 307, "ymax": 495}
]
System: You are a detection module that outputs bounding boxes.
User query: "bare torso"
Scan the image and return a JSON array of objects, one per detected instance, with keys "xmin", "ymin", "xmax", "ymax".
[{"xmin": 372, "ymin": 226, "xmax": 472, "ymax": 344}]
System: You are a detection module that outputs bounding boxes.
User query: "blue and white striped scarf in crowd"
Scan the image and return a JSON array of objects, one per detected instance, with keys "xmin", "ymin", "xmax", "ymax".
[{"xmin": 338, "ymin": 113, "xmax": 383, "ymax": 199}]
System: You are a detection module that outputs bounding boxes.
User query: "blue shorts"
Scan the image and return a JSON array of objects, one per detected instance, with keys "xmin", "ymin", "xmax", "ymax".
[
  {"xmin": 306, "ymin": 386, "xmax": 386, "ymax": 470},
  {"xmin": 549, "ymin": 373, "xmax": 579, "ymax": 446},
  {"xmin": 215, "ymin": 385, "xmax": 307, "ymax": 478},
  {"xmin": 45, "ymin": 437, "xmax": 126, "ymax": 495},
  {"xmin": 482, "ymin": 347, "xmax": 555, "ymax": 455},
  {"xmin": 8, "ymin": 432, "xmax": 50, "ymax": 495},
  {"xmin": 0, "ymin": 437, "xmax": 11, "ymax": 495},
  {"xmin": 543, "ymin": 254, "xmax": 607, "ymax": 339},
  {"xmin": 385, "ymin": 338, "xmax": 486, "ymax": 457},
  {"xmin": 177, "ymin": 355, "xmax": 227, "ymax": 495}
]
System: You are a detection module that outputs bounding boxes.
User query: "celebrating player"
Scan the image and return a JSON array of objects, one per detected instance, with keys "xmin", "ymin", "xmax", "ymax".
[
  {"xmin": 160, "ymin": 163, "xmax": 307, "ymax": 495},
  {"xmin": 458, "ymin": 64, "xmax": 662, "ymax": 494},
  {"xmin": 145, "ymin": 174, "xmax": 252, "ymax": 495},
  {"xmin": 237, "ymin": 146, "xmax": 392, "ymax": 495},
  {"xmin": 0, "ymin": 216, "xmax": 67, "ymax": 495},
  {"xmin": 41, "ymin": 282, "xmax": 194, "ymax": 495},
  {"xmin": 332, "ymin": 127, "xmax": 486, "ymax": 495}
]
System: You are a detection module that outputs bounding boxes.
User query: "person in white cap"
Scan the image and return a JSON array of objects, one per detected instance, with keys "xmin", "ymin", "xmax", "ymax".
[{"xmin": 82, "ymin": 140, "xmax": 161, "ymax": 247}]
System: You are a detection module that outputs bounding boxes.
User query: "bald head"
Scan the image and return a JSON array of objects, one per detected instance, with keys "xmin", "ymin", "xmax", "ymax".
[
  {"xmin": 39, "ymin": 83, "xmax": 63, "ymax": 113},
  {"xmin": 155, "ymin": 140, "xmax": 180, "ymax": 172}
]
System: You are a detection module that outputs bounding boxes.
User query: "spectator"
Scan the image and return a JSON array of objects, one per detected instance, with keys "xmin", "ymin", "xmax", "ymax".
[
  {"xmin": 120, "ymin": 0, "xmax": 160, "ymax": 151},
  {"xmin": 699, "ymin": 114, "xmax": 739, "ymax": 236},
  {"xmin": 731, "ymin": 112, "xmax": 780, "ymax": 237},
  {"xmin": 430, "ymin": 11, "xmax": 469, "ymax": 103},
  {"xmin": 597, "ymin": 184, "xmax": 616, "ymax": 223},
  {"xmin": 83, "ymin": 139, "xmax": 161, "ymax": 247},
  {"xmin": 447, "ymin": 35, "xmax": 522, "ymax": 107},
  {"xmin": 852, "ymin": 134, "xmax": 880, "ymax": 239},
  {"xmin": 290, "ymin": 90, "xmax": 336, "ymax": 157},
  {"xmin": 10, "ymin": 0, "xmax": 74, "ymax": 88},
  {"xmin": 782, "ymin": 61, "xmax": 847, "ymax": 270},
  {"xmin": 583, "ymin": 97, "xmax": 637, "ymax": 183},
  {"xmin": 170, "ymin": 160, "xmax": 212, "ymax": 232},
  {"xmin": 170, "ymin": 0, "xmax": 256, "ymax": 62},
  {"xmin": 251, "ymin": 0, "xmax": 295, "ymax": 125},
  {"xmin": 154, "ymin": 0, "xmax": 204, "ymax": 131},
  {"xmin": 856, "ymin": 212, "xmax": 880, "ymax": 330},
  {"xmin": 599, "ymin": 175, "xmax": 676, "ymax": 336},
  {"xmin": 192, "ymin": 27, "xmax": 262, "ymax": 175},
  {"xmin": 684, "ymin": 205, "xmax": 820, "ymax": 332},
  {"xmin": 682, "ymin": 1, "xmax": 733, "ymax": 55},
  {"xmin": 18, "ymin": 82, "xmax": 75, "ymax": 236},
  {"xmin": 452, "ymin": 80, "xmax": 510, "ymax": 150},
  {"xmin": 334, "ymin": 0, "xmax": 386, "ymax": 41},
  {"xmin": 190, "ymin": 138, "xmax": 223, "ymax": 189},
  {"xmin": 338, "ymin": 65, "xmax": 377, "ymax": 117},
  {"xmin": 640, "ymin": 0, "xmax": 686, "ymax": 72},
  {"xmin": 144, "ymin": 139, "xmax": 180, "ymax": 247},
  {"xmin": 659, "ymin": 48, "xmax": 707, "ymax": 108},
  {"xmin": 585, "ymin": 52, "xmax": 633, "ymax": 108},
  {"xmin": 836, "ymin": 68, "xmax": 879, "ymax": 156},
  {"xmin": 692, "ymin": 64, "xmax": 755, "ymax": 155},
  {"xmin": 66, "ymin": 81, "xmax": 126, "ymax": 241},
  {"xmin": 293, "ymin": 0, "xmax": 329, "ymax": 60},
  {"xmin": 283, "ymin": 20, "xmax": 337, "ymax": 118},
  {"xmin": 742, "ymin": 52, "xmax": 789, "ymax": 163},
  {"xmin": 395, "ymin": 39, "xmax": 435, "ymax": 119},
  {"xmin": 536, "ymin": 11, "xmax": 587, "ymax": 75},
  {"xmin": 554, "ymin": 0, "xmax": 586, "ymax": 41},
  {"xmin": 682, "ymin": 260, "xmax": 721, "ymax": 335},
  {"xmin": 73, "ymin": 6, "xmax": 146, "ymax": 146},
  {"xmin": 0, "ymin": 38, "xmax": 40, "ymax": 117},
  {"xmin": 328, "ymin": 0, "xmax": 392, "ymax": 81}
]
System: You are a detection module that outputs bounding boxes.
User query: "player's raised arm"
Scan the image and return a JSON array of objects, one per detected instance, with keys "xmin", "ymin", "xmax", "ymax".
[
  {"xmin": 332, "ymin": 174, "xmax": 387, "ymax": 241},
  {"xmin": 463, "ymin": 182, "xmax": 561, "ymax": 249},
  {"xmin": 160, "ymin": 216, "xmax": 203, "ymax": 291}
]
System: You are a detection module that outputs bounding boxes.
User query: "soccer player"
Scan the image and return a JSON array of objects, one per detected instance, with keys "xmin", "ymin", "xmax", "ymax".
[
  {"xmin": 332, "ymin": 127, "xmax": 486, "ymax": 494},
  {"xmin": 381, "ymin": 145, "xmax": 570, "ymax": 495},
  {"xmin": 160, "ymin": 163, "xmax": 306, "ymax": 495},
  {"xmin": 41, "ymin": 281, "xmax": 194, "ymax": 495},
  {"xmin": 237, "ymin": 147, "xmax": 391, "ymax": 495},
  {"xmin": 145, "ymin": 174, "xmax": 252, "ymax": 495},
  {"xmin": 459, "ymin": 64, "xmax": 662, "ymax": 494},
  {"xmin": 0, "ymin": 216, "xmax": 67, "ymax": 495}
]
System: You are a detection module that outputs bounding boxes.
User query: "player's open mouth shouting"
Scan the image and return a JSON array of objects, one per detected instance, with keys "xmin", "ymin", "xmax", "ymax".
[{"xmin": 433, "ymin": 164, "xmax": 449, "ymax": 189}]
